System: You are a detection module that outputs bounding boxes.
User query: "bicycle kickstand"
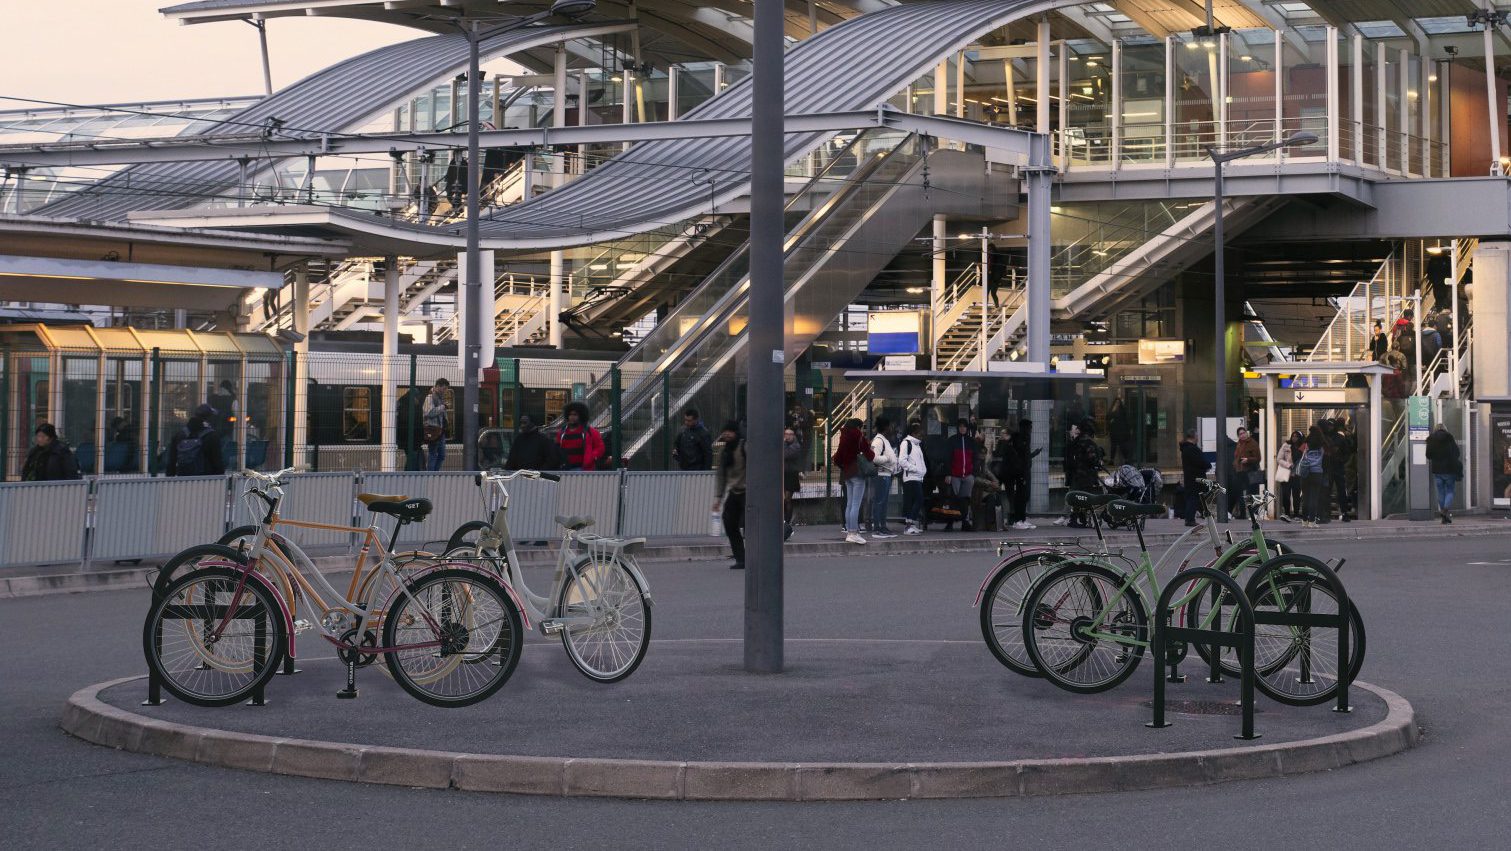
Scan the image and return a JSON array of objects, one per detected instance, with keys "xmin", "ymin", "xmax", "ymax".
[{"xmin": 336, "ymin": 660, "xmax": 359, "ymax": 700}]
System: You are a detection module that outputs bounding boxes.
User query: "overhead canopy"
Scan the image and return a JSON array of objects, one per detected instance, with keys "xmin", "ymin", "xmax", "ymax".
[{"xmin": 844, "ymin": 369, "xmax": 1099, "ymax": 401}]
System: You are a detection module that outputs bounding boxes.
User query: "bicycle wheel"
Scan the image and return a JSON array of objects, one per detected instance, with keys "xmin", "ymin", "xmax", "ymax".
[
  {"xmin": 1244, "ymin": 557, "xmax": 1366, "ymax": 707},
  {"xmin": 446, "ymin": 521, "xmax": 493, "ymax": 555},
  {"xmin": 557, "ymin": 555, "xmax": 651, "ymax": 683},
  {"xmin": 1183, "ymin": 541, "xmax": 1293, "ymax": 676},
  {"xmin": 143, "ymin": 566, "xmax": 287, "ymax": 707},
  {"xmin": 979, "ymin": 552, "xmax": 1067, "ymax": 677},
  {"xmin": 1021, "ymin": 562, "xmax": 1148, "ymax": 694},
  {"xmin": 382, "ymin": 568, "xmax": 523, "ymax": 707},
  {"xmin": 217, "ymin": 525, "xmax": 258, "ymax": 557}
]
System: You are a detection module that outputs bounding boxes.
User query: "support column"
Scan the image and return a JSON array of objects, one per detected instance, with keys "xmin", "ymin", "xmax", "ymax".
[
  {"xmin": 934, "ymin": 60, "xmax": 948, "ymax": 117},
  {"xmin": 1399, "ymin": 47, "xmax": 1410, "ymax": 173},
  {"xmin": 1111, "ymin": 39, "xmax": 1122, "ymax": 166},
  {"xmin": 1487, "ymin": 21, "xmax": 1503, "ymax": 175},
  {"xmin": 1471, "ymin": 241, "xmax": 1511, "ymax": 400},
  {"xmin": 1037, "ymin": 18, "xmax": 1051, "ymax": 136},
  {"xmin": 1368, "ymin": 373, "xmax": 1382, "ymax": 520},
  {"xmin": 554, "ymin": 44, "xmax": 569, "ymax": 181},
  {"xmin": 1352, "ymin": 34, "xmax": 1364, "ymax": 164},
  {"xmin": 292, "ymin": 264, "xmax": 310, "ymax": 464},
  {"xmin": 549, "ymin": 250, "xmax": 565, "ymax": 348},
  {"xmin": 1326, "ymin": 30, "xmax": 1340, "ymax": 161},
  {"xmin": 1376, "ymin": 42, "xmax": 1388, "ymax": 169},
  {"xmin": 1025, "ymin": 134, "xmax": 1053, "ymax": 366},
  {"xmin": 667, "ymin": 66, "xmax": 680, "ymax": 121},
  {"xmin": 382, "ymin": 257, "xmax": 400, "ymax": 471},
  {"xmin": 931, "ymin": 215, "xmax": 947, "ymax": 370}
]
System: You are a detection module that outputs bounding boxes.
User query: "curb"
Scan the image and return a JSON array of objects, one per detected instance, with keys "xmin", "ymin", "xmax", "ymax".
[
  {"xmin": 61, "ymin": 676, "xmax": 1417, "ymax": 801},
  {"xmin": 7, "ymin": 521, "xmax": 1511, "ymax": 599}
]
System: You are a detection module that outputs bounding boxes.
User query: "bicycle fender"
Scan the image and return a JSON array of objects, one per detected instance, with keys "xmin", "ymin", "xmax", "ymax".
[
  {"xmin": 189, "ymin": 559, "xmax": 296, "ymax": 648},
  {"xmin": 972, "ymin": 547, "xmax": 1067, "ymax": 608},
  {"xmin": 390, "ymin": 560, "xmax": 532, "ymax": 629},
  {"xmin": 566, "ymin": 551, "xmax": 654, "ymax": 608}
]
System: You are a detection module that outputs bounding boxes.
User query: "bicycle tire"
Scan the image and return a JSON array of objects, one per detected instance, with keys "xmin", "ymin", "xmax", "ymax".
[
  {"xmin": 143, "ymin": 565, "xmax": 287, "ymax": 707},
  {"xmin": 1183, "ymin": 541, "xmax": 1293, "ymax": 676},
  {"xmin": 382, "ymin": 568, "xmax": 523, "ymax": 707},
  {"xmin": 557, "ymin": 556, "xmax": 652, "ymax": 683},
  {"xmin": 446, "ymin": 521, "xmax": 493, "ymax": 556},
  {"xmin": 1021, "ymin": 562, "xmax": 1148, "ymax": 694},
  {"xmin": 978, "ymin": 552, "xmax": 1067, "ymax": 677},
  {"xmin": 1244, "ymin": 556, "xmax": 1366, "ymax": 706}
]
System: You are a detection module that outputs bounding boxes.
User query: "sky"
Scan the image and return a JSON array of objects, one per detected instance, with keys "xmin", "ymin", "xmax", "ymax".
[{"xmin": 0, "ymin": 1, "xmax": 416, "ymax": 107}]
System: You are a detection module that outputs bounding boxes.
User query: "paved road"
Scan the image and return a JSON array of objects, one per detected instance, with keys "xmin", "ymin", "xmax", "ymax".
[{"xmin": 2, "ymin": 535, "xmax": 1507, "ymax": 849}]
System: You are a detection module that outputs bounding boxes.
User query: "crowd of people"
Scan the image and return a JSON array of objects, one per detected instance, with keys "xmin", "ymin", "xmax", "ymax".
[{"xmin": 1372, "ymin": 306, "xmax": 1457, "ymax": 398}]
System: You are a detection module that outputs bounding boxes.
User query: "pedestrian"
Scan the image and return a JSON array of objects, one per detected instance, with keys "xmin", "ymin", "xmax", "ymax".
[
  {"xmin": 396, "ymin": 390, "xmax": 425, "ymax": 471},
  {"xmin": 1425, "ymin": 424, "xmax": 1462, "ymax": 524},
  {"xmin": 505, "ymin": 416, "xmax": 562, "ymax": 471},
  {"xmin": 422, "ymin": 378, "xmax": 450, "ymax": 471},
  {"xmin": 1274, "ymin": 430, "xmax": 1303, "ymax": 522},
  {"xmin": 165, "ymin": 404, "xmax": 224, "ymax": 477},
  {"xmin": 712, "ymin": 421, "xmax": 747, "ymax": 569},
  {"xmin": 1107, "ymin": 396, "xmax": 1132, "ymax": 465},
  {"xmin": 1297, "ymin": 424, "xmax": 1329, "ymax": 527},
  {"xmin": 946, "ymin": 418, "xmax": 978, "ymax": 531},
  {"xmin": 209, "ymin": 379, "xmax": 237, "ymax": 440},
  {"xmin": 1422, "ymin": 321, "xmax": 1443, "ymax": 371},
  {"xmin": 1002, "ymin": 419, "xmax": 1039, "ymax": 530},
  {"xmin": 1369, "ymin": 320, "xmax": 1389, "ymax": 361},
  {"xmin": 22, "ymin": 423, "xmax": 81, "ymax": 481},
  {"xmin": 1393, "ymin": 308, "xmax": 1414, "ymax": 338},
  {"xmin": 1334, "ymin": 417, "xmax": 1358, "ymax": 520},
  {"xmin": 557, "ymin": 401, "xmax": 607, "ymax": 471},
  {"xmin": 673, "ymin": 407, "xmax": 713, "ymax": 471},
  {"xmin": 1056, "ymin": 420, "xmax": 1104, "ymax": 528},
  {"xmin": 971, "ymin": 433, "xmax": 1004, "ymax": 531},
  {"xmin": 867, "ymin": 416, "xmax": 899, "ymax": 538},
  {"xmin": 782, "ymin": 426, "xmax": 804, "ymax": 541},
  {"xmin": 832, "ymin": 417, "xmax": 874, "ymax": 544},
  {"xmin": 897, "ymin": 420, "xmax": 927, "ymax": 535},
  {"xmin": 1179, "ymin": 428, "xmax": 1208, "ymax": 527},
  {"xmin": 1231, "ymin": 426, "xmax": 1261, "ymax": 519}
]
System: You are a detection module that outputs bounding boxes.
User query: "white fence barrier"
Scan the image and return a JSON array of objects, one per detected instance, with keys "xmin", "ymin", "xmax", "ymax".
[
  {"xmin": 0, "ymin": 470, "xmax": 715, "ymax": 568},
  {"xmin": 0, "ymin": 480, "xmax": 89, "ymax": 568}
]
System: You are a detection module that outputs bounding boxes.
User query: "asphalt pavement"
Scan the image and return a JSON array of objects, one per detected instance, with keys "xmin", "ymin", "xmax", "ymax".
[{"xmin": 2, "ymin": 534, "xmax": 1508, "ymax": 848}]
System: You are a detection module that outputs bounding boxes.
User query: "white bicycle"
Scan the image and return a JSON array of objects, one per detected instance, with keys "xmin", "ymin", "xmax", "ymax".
[{"xmin": 445, "ymin": 470, "xmax": 654, "ymax": 683}]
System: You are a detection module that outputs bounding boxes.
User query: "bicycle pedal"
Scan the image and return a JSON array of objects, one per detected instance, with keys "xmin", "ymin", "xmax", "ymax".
[
  {"xmin": 539, "ymin": 620, "xmax": 565, "ymax": 636},
  {"xmin": 292, "ymin": 619, "xmax": 312, "ymax": 634}
]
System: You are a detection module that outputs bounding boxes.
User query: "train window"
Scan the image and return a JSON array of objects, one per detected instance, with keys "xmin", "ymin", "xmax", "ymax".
[{"xmin": 343, "ymin": 387, "xmax": 371, "ymax": 442}]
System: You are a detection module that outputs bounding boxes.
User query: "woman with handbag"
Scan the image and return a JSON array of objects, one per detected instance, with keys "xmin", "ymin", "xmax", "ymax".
[
  {"xmin": 422, "ymin": 378, "xmax": 450, "ymax": 471},
  {"xmin": 1273, "ymin": 430, "xmax": 1301, "ymax": 522},
  {"xmin": 831, "ymin": 417, "xmax": 874, "ymax": 544}
]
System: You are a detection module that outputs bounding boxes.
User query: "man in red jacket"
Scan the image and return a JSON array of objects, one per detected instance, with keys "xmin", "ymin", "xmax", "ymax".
[{"xmin": 557, "ymin": 401, "xmax": 607, "ymax": 471}]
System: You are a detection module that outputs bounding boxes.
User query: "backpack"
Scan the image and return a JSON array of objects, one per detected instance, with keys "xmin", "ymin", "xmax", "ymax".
[{"xmin": 173, "ymin": 428, "xmax": 208, "ymax": 476}]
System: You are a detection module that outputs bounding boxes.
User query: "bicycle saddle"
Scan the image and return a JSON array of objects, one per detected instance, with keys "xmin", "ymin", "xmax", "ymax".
[
  {"xmin": 359, "ymin": 492, "xmax": 432, "ymax": 523},
  {"xmin": 555, "ymin": 515, "xmax": 595, "ymax": 531},
  {"xmin": 1065, "ymin": 491, "xmax": 1118, "ymax": 511},
  {"xmin": 1104, "ymin": 499, "xmax": 1165, "ymax": 523}
]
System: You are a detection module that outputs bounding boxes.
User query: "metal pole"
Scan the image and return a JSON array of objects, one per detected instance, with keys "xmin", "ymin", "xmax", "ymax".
[
  {"xmin": 1487, "ymin": 22, "xmax": 1503, "ymax": 175},
  {"xmin": 255, "ymin": 20, "xmax": 273, "ymax": 96},
  {"xmin": 744, "ymin": 0, "xmax": 784, "ymax": 674},
  {"xmin": 282, "ymin": 349, "xmax": 294, "ymax": 469},
  {"xmin": 407, "ymin": 354, "xmax": 419, "ymax": 468},
  {"xmin": 662, "ymin": 369, "xmax": 672, "ymax": 469},
  {"xmin": 610, "ymin": 365, "xmax": 623, "ymax": 465},
  {"xmin": 1451, "ymin": 243, "xmax": 1461, "ymax": 397},
  {"xmin": 462, "ymin": 26, "xmax": 484, "ymax": 471},
  {"xmin": 150, "ymin": 348, "xmax": 163, "ymax": 476},
  {"xmin": 1025, "ymin": 134, "xmax": 1052, "ymax": 365},
  {"xmin": 979, "ymin": 226, "xmax": 989, "ymax": 371},
  {"xmin": 1212, "ymin": 156, "xmax": 1229, "ymax": 519},
  {"xmin": 0, "ymin": 344, "xmax": 8, "ymax": 480},
  {"xmin": 1413, "ymin": 288, "xmax": 1423, "ymax": 393}
]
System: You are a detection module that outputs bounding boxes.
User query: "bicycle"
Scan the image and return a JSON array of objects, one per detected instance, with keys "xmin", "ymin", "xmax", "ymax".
[
  {"xmin": 143, "ymin": 468, "xmax": 525, "ymax": 708},
  {"xmin": 443, "ymin": 469, "xmax": 653, "ymax": 683},
  {"xmin": 1018, "ymin": 482, "xmax": 1362, "ymax": 704}
]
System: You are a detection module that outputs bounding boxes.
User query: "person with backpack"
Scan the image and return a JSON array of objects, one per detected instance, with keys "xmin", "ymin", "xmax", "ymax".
[
  {"xmin": 557, "ymin": 401, "xmax": 607, "ymax": 471},
  {"xmin": 1296, "ymin": 424, "xmax": 1329, "ymax": 528},
  {"xmin": 867, "ymin": 416, "xmax": 899, "ymax": 539},
  {"xmin": 831, "ymin": 417, "xmax": 874, "ymax": 544},
  {"xmin": 897, "ymin": 420, "xmax": 928, "ymax": 535},
  {"xmin": 165, "ymin": 405, "xmax": 224, "ymax": 477},
  {"xmin": 712, "ymin": 421, "xmax": 747, "ymax": 570},
  {"xmin": 22, "ymin": 423, "xmax": 81, "ymax": 481},
  {"xmin": 422, "ymin": 378, "xmax": 450, "ymax": 471}
]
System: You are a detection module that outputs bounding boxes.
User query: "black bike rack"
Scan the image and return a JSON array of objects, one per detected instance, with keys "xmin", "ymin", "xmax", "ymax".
[
  {"xmin": 1244, "ymin": 555, "xmax": 1353, "ymax": 715},
  {"xmin": 1148, "ymin": 567, "xmax": 1260, "ymax": 740},
  {"xmin": 144, "ymin": 571, "xmax": 270, "ymax": 707}
]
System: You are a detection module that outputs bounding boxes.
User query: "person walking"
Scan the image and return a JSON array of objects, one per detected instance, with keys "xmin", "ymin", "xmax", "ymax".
[
  {"xmin": 1107, "ymin": 397, "xmax": 1132, "ymax": 465},
  {"xmin": 1179, "ymin": 428, "xmax": 1208, "ymax": 526},
  {"xmin": 1425, "ymin": 424, "xmax": 1462, "ymax": 524},
  {"xmin": 712, "ymin": 421, "xmax": 747, "ymax": 569},
  {"xmin": 673, "ymin": 407, "xmax": 713, "ymax": 471},
  {"xmin": 831, "ymin": 417, "xmax": 873, "ymax": 544},
  {"xmin": 505, "ymin": 416, "xmax": 562, "ymax": 471},
  {"xmin": 1003, "ymin": 419, "xmax": 1038, "ymax": 530},
  {"xmin": 946, "ymin": 418, "xmax": 978, "ymax": 530},
  {"xmin": 898, "ymin": 420, "xmax": 928, "ymax": 535},
  {"xmin": 395, "ymin": 390, "xmax": 426, "ymax": 471},
  {"xmin": 422, "ymin": 378, "xmax": 450, "ymax": 471},
  {"xmin": 557, "ymin": 401, "xmax": 607, "ymax": 471},
  {"xmin": 782, "ymin": 426, "xmax": 804, "ymax": 541},
  {"xmin": 165, "ymin": 405, "xmax": 225, "ymax": 477},
  {"xmin": 22, "ymin": 423, "xmax": 81, "ymax": 481},
  {"xmin": 1274, "ymin": 430, "xmax": 1303, "ymax": 522},
  {"xmin": 867, "ymin": 416, "xmax": 899, "ymax": 538},
  {"xmin": 1231, "ymin": 426, "xmax": 1261, "ymax": 519},
  {"xmin": 1297, "ymin": 425, "xmax": 1329, "ymax": 527}
]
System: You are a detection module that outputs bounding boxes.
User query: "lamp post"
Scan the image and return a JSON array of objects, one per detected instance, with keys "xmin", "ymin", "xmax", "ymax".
[
  {"xmin": 460, "ymin": 0, "xmax": 595, "ymax": 471},
  {"xmin": 1205, "ymin": 131, "xmax": 1316, "ymax": 518}
]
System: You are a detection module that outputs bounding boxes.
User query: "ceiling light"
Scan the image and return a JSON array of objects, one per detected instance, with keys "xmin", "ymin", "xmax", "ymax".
[
  {"xmin": 905, "ymin": 286, "xmax": 927, "ymax": 294},
  {"xmin": 1240, "ymin": 55, "xmax": 1252, "ymax": 62}
]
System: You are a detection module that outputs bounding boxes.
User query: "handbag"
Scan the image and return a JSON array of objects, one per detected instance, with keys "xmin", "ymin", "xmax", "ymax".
[
  {"xmin": 423, "ymin": 424, "xmax": 443, "ymax": 444},
  {"xmin": 856, "ymin": 454, "xmax": 877, "ymax": 477},
  {"xmin": 1274, "ymin": 466, "xmax": 1291, "ymax": 484}
]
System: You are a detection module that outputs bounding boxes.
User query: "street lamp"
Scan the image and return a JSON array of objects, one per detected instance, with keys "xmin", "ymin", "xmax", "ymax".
[
  {"xmin": 1205, "ymin": 130, "xmax": 1315, "ymax": 518},
  {"xmin": 460, "ymin": 0, "xmax": 596, "ymax": 471}
]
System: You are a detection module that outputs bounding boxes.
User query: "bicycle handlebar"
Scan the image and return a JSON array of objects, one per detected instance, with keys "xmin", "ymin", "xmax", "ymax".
[
  {"xmin": 475, "ymin": 469, "xmax": 561, "ymax": 486},
  {"xmin": 241, "ymin": 467, "xmax": 297, "ymax": 484}
]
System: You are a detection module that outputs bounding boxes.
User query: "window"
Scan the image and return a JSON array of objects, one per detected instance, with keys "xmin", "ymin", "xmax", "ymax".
[{"xmin": 342, "ymin": 387, "xmax": 371, "ymax": 442}]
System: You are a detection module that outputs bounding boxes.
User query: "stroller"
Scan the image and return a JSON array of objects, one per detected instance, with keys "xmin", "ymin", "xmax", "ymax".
[{"xmin": 1103, "ymin": 464, "xmax": 1163, "ymax": 530}]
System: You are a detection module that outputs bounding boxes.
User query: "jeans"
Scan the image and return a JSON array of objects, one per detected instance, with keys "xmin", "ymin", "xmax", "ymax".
[
  {"xmin": 844, "ymin": 475, "xmax": 867, "ymax": 533},
  {"xmin": 951, "ymin": 475, "xmax": 975, "ymax": 527},
  {"xmin": 868, "ymin": 474, "xmax": 893, "ymax": 532},
  {"xmin": 722, "ymin": 490, "xmax": 746, "ymax": 564},
  {"xmin": 901, "ymin": 479, "xmax": 924, "ymax": 526},
  {"xmin": 1433, "ymin": 474, "xmax": 1457, "ymax": 511},
  {"xmin": 1005, "ymin": 476, "xmax": 1029, "ymax": 524},
  {"xmin": 426, "ymin": 438, "xmax": 446, "ymax": 471}
]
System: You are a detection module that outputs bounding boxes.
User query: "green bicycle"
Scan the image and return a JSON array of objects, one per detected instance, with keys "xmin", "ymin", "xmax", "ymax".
[{"xmin": 1019, "ymin": 482, "xmax": 1363, "ymax": 704}]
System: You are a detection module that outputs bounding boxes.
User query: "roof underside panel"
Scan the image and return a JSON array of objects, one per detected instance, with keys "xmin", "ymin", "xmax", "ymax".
[
  {"xmin": 1307, "ymin": 0, "xmax": 1480, "ymax": 25},
  {"xmin": 35, "ymin": 23, "xmax": 591, "ymax": 221}
]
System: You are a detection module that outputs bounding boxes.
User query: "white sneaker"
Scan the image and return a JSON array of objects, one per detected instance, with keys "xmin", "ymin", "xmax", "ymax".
[
  {"xmin": 1012, "ymin": 520, "xmax": 1036, "ymax": 531},
  {"xmin": 845, "ymin": 532, "xmax": 868, "ymax": 544},
  {"xmin": 904, "ymin": 525, "xmax": 923, "ymax": 535},
  {"xmin": 1052, "ymin": 516, "xmax": 1071, "ymax": 526}
]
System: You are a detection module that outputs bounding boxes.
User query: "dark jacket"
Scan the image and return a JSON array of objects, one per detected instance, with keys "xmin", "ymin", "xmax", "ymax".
[
  {"xmin": 673, "ymin": 423, "xmax": 713, "ymax": 471},
  {"xmin": 505, "ymin": 429, "xmax": 562, "ymax": 471},
  {"xmin": 1066, "ymin": 435, "xmax": 1103, "ymax": 489},
  {"xmin": 395, "ymin": 394, "xmax": 424, "ymax": 451},
  {"xmin": 1425, "ymin": 429, "xmax": 1462, "ymax": 477},
  {"xmin": 22, "ymin": 440, "xmax": 79, "ymax": 481},
  {"xmin": 782, "ymin": 437, "xmax": 805, "ymax": 474},
  {"xmin": 166, "ymin": 420, "xmax": 224, "ymax": 477},
  {"xmin": 1180, "ymin": 440, "xmax": 1209, "ymax": 486}
]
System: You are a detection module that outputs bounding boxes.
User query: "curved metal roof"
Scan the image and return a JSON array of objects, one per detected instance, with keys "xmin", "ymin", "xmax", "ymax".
[{"xmin": 35, "ymin": 21, "xmax": 619, "ymax": 221}]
